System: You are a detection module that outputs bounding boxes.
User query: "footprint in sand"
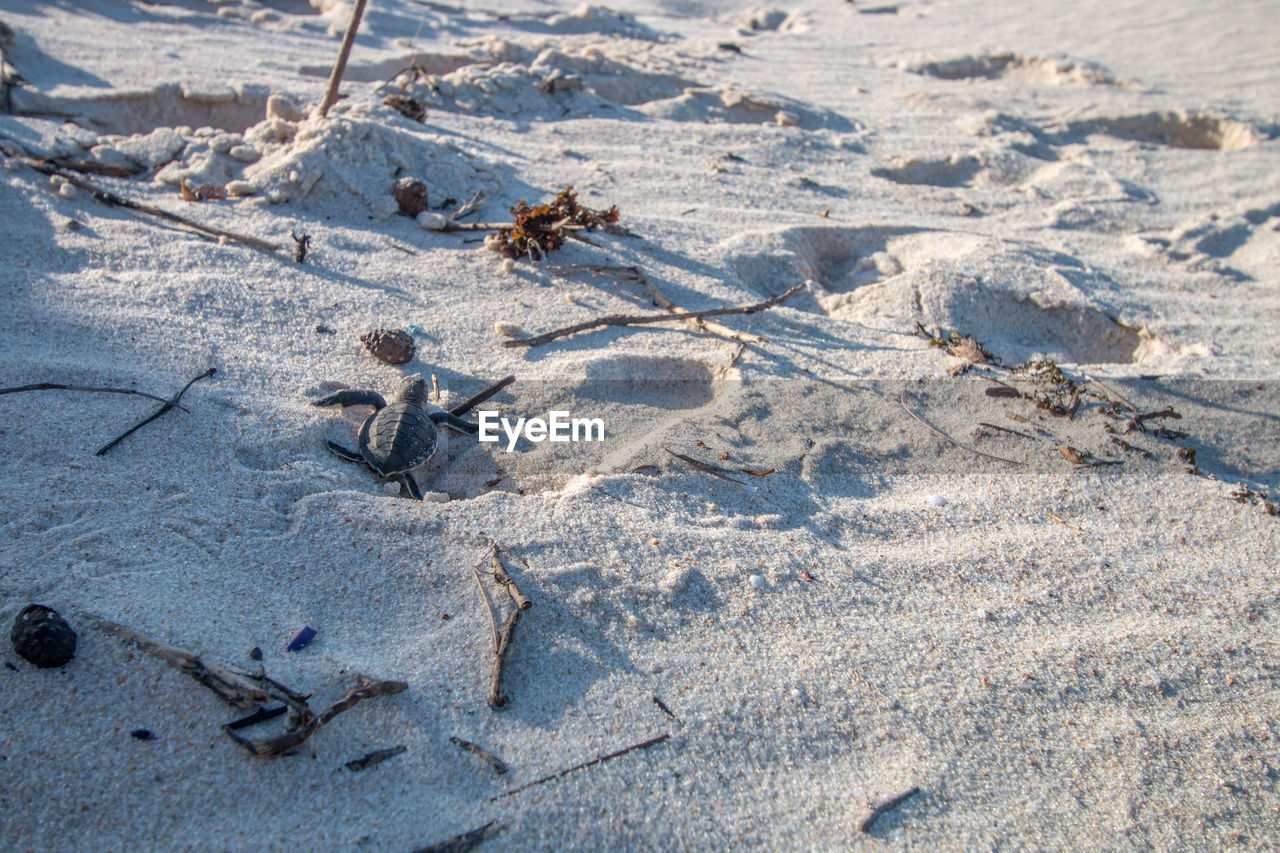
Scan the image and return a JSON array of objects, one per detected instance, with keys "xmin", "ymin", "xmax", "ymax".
[{"xmin": 902, "ymin": 51, "xmax": 1122, "ymax": 86}]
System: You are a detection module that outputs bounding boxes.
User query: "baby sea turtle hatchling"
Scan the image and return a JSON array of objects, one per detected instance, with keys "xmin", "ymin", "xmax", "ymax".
[{"xmin": 314, "ymin": 374, "xmax": 478, "ymax": 500}]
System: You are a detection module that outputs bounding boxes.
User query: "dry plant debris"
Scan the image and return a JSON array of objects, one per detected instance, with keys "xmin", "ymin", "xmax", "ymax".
[
  {"xmin": 87, "ymin": 615, "xmax": 406, "ymax": 758},
  {"xmin": 492, "ymin": 186, "xmax": 620, "ymax": 260}
]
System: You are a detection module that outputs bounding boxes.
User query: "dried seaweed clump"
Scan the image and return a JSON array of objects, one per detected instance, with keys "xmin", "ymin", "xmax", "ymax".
[{"xmin": 493, "ymin": 186, "xmax": 619, "ymax": 260}]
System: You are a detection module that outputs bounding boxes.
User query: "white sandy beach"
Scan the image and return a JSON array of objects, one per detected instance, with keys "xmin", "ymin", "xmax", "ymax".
[{"xmin": 1, "ymin": 0, "xmax": 1278, "ymax": 849}]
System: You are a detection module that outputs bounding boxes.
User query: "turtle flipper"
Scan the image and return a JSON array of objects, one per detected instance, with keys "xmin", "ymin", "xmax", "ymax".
[
  {"xmin": 314, "ymin": 390, "xmax": 388, "ymax": 410},
  {"xmin": 325, "ymin": 441, "xmax": 365, "ymax": 463},
  {"xmin": 401, "ymin": 473, "xmax": 424, "ymax": 500},
  {"xmin": 429, "ymin": 410, "xmax": 479, "ymax": 435}
]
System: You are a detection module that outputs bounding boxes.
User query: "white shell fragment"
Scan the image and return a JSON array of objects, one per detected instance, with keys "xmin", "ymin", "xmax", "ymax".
[
  {"xmin": 749, "ymin": 574, "xmax": 766, "ymax": 589},
  {"xmin": 927, "ymin": 495, "xmax": 949, "ymax": 507}
]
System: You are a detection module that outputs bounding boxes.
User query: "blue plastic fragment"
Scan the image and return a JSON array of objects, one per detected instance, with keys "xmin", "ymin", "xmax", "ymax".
[
  {"xmin": 287, "ymin": 625, "xmax": 317, "ymax": 652},
  {"xmin": 406, "ymin": 325, "xmax": 424, "ymax": 337}
]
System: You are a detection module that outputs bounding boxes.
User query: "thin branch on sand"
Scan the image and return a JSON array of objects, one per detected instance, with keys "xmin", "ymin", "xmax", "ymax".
[
  {"xmin": 897, "ymin": 388, "xmax": 1023, "ymax": 466},
  {"xmin": 449, "ymin": 736, "xmax": 509, "ymax": 775},
  {"xmin": 316, "ymin": 0, "xmax": 370, "ymax": 118},
  {"xmin": 503, "ymin": 283, "xmax": 805, "ymax": 349},
  {"xmin": 95, "ymin": 368, "xmax": 216, "ymax": 456},
  {"xmin": 490, "ymin": 733, "xmax": 671, "ymax": 801},
  {"xmin": 0, "ymin": 382, "xmax": 186, "ymax": 409},
  {"xmin": 860, "ymin": 786, "xmax": 921, "ymax": 833},
  {"xmin": 0, "ymin": 144, "xmax": 279, "ymax": 252},
  {"xmin": 487, "ymin": 608, "xmax": 521, "ymax": 710},
  {"xmin": 450, "ymin": 375, "xmax": 515, "ymax": 417}
]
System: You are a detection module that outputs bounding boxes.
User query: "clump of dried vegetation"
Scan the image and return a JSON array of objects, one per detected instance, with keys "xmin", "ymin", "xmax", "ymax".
[{"xmin": 493, "ymin": 186, "xmax": 620, "ymax": 260}]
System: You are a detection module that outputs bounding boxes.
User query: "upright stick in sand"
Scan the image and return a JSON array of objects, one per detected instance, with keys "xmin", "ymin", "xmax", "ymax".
[{"xmin": 316, "ymin": 0, "xmax": 370, "ymax": 119}]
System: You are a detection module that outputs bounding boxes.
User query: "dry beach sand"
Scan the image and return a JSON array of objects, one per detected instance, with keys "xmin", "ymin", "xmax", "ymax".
[{"xmin": 1, "ymin": 0, "xmax": 1278, "ymax": 849}]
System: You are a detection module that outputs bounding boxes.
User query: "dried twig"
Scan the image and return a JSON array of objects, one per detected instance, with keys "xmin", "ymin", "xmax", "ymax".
[
  {"xmin": 860, "ymin": 786, "xmax": 921, "ymax": 832},
  {"xmin": 468, "ymin": 550, "xmax": 500, "ymax": 654},
  {"xmin": 316, "ymin": 0, "xmax": 370, "ymax": 118},
  {"xmin": 86, "ymin": 615, "xmax": 274, "ymax": 709},
  {"xmin": 502, "ymin": 283, "xmax": 805, "ymax": 349},
  {"xmin": 224, "ymin": 705, "xmax": 288, "ymax": 731},
  {"xmin": 652, "ymin": 696, "xmax": 676, "ymax": 719},
  {"xmin": 487, "ymin": 608, "xmax": 522, "ymax": 710},
  {"xmin": 0, "ymin": 144, "xmax": 279, "ymax": 252},
  {"xmin": 227, "ymin": 676, "xmax": 407, "ymax": 757},
  {"xmin": 897, "ymin": 388, "xmax": 1022, "ymax": 466},
  {"xmin": 450, "ymin": 375, "xmax": 515, "ymax": 417},
  {"xmin": 1047, "ymin": 511, "xmax": 1084, "ymax": 532},
  {"xmin": 0, "ymin": 381, "xmax": 185, "ymax": 409},
  {"xmin": 88, "ymin": 615, "xmax": 405, "ymax": 757},
  {"xmin": 976, "ymin": 421, "xmax": 1035, "ymax": 440},
  {"xmin": 450, "ymin": 736, "xmax": 509, "ymax": 775},
  {"xmin": 412, "ymin": 821, "xmax": 504, "ymax": 853},
  {"xmin": 664, "ymin": 447, "xmax": 755, "ymax": 489},
  {"xmin": 488, "ymin": 545, "xmax": 531, "ymax": 611},
  {"xmin": 491, "ymin": 733, "xmax": 671, "ymax": 800},
  {"xmin": 624, "ymin": 267, "xmax": 768, "ymax": 344},
  {"xmin": 1124, "ymin": 405, "xmax": 1181, "ymax": 434},
  {"xmin": 95, "ymin": 367, "xmax": 216, "ymax": 456},
  {"xmin": 345, "ymin": 745, "xmax": 407, "ymax": 772}
]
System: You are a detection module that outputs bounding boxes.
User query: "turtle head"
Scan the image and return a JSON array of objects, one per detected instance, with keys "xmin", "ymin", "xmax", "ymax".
[{"xmin": 394, "ymin": 373, "xmax": 428, "ymax": 406}]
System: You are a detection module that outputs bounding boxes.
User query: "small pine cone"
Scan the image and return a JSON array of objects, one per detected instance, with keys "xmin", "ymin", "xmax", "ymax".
[
  {"xmin": 11, "ymin": 605, "xmax": 77, "ymax": 668},
  {"xmin": 391, "ymin": 177, "xmax": 429, "ymax": 216},
  {"xmin": 361, "ymin": 328, "xmax": 416, "ymax": 365}
]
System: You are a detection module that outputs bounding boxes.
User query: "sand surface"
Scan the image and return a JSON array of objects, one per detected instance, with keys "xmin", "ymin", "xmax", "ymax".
[{"xmin": 1, "ymin": 1, "xmax": 1278, "ymax": 849}]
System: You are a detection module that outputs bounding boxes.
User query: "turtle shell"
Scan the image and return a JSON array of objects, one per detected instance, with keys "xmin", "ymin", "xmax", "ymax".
[{"xmin": 359, "ymin": 400, "xmax": 439, "ymax": 476}]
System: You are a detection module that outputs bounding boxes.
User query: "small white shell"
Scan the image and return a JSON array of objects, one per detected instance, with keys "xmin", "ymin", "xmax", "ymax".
[
  {"xmin": 749, "ymin": 574, "xmax": 766, "ymax": 589},
  {"xmin": 927, "ymin": 495, "xmax": 948, "ymax": 507}
]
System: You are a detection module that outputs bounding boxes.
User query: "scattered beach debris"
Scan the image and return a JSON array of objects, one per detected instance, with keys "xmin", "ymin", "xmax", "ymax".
[
  {"xmin": 316, "ymin": 0, "xmax": 369, "ymax": 119},
  {"xmin": 130, "ymin": 729, "xmax": 157, "ymax": 741},
  {"xmin": 492, "ymin": 733, "xmax": 671, "ymax": 800},
  {"xmin": 896, "ymin": 387, "xmax": 1022, "ymax": 466},
  {"xmin": 450, "ymin": 736, "xmax": 509, "ymax": 775},
  {"xmin": 360, "ymin": 328, "xmax": 416, "ymax": 365},
  {"xmin": 10, "ymin": 605, "xmax": 77, "ymax": 668},
  {"xmin": 286, "ymin": 626, "xmax": 317, "ymax": 652},
  {"xmin": 87, "ymin": 615, "xmax": 406, "ymax": 757},
  {"xmin": 179, "ymin": 178, "xmax": 227, "ymax": 202},
  {"xmin": 412, "ymin": 820, "xmax": 504, "ymax": 853},
  {"xmin": 0, "ymin": 144, "xmax": 279, "ymax": 252},
  {"xmin": 665, "ymin": 447, "xmax": 755, "ymax": 489},
  {"xmin": 292, "ymin": 231, "xmax": 311, "ymax": 263},
  {"xmin": 392, "ymin": 176, "xmax": 429, "ymax": 216},
  {"xmin": 95, "ymin": 367, "xmax": 217, "ymax": 456},
  {"xmin": 345, "ymin": 745, "xmax": 407, "ymax": 772},
  {"xmin": 468, "ymin": 543, "xmax": 533, "ymax": 710},
  {"xmin": 652, "ymin": 696, "xmax": 677, "ymax": 719},
  {"xmin": 313, "ymin": 374, "xmax": 479, "ymax": 500},
  {"xmin": 1123, "ymin": 405, "xmax": 1182, "ymax": 434},
  {"xmin": 860, "ymin": 786, "xmax": 921, "ymax": 832},
  {"xmin": 554, "ymin": 264, "xmax": 770, "ymax": 345},
  {"xmin": 490, "ymin": 186, "xmax": 622, "ymax": 261},
  {"xmin": 383, "ymin": 93, "xmax": 426, "ymax": 122},
  {"xmin": 503, "ymin": 282, "xmax": 805, "ymax": 349},
  {"xmin": 225, "ymin": 705, "xmax": 288, "ymax": 731}
]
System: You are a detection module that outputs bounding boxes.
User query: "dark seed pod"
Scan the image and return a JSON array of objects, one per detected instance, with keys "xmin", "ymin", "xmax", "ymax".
[
  {"xmin": 360, "ymin": 328, "xmax": 416, "ymax": 365},
  {"xmin": 391, "ymin": 177, "xmax": 429, "ymax": 216},
  {"xmin": 11, "ymin": 605, "xmax": 77, "ymax": 668}
]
